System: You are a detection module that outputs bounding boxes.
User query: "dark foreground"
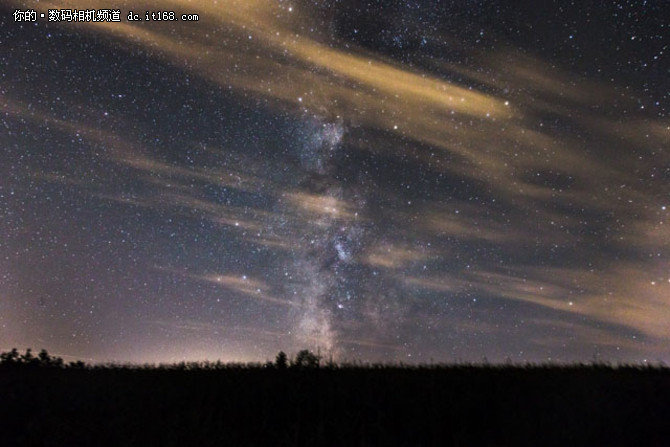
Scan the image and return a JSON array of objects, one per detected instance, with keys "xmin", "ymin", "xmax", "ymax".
[{"xmin": 2, "ymin": 364, "xmax": 669, "ymax": 446}]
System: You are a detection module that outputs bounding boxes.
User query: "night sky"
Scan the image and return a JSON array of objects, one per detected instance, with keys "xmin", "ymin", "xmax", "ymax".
[{"xmin": 1, "ymin": 1, "xmax": 668, "ymax": 364}]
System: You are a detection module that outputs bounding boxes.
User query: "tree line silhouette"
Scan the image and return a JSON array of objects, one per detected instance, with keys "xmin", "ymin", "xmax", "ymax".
[
  {"xmin": 0, "ymin": 348, "xmax": 84, "ymax": 369},
  {"xmin": 0, "ymin": 347, "xmax": 322, "ymax": 370},
  {"xmin": 1, "ymin": 346, "xmax": 667, "ymax": 371}
]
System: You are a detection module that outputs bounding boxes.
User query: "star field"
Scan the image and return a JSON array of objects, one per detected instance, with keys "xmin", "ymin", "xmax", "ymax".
[{"xmin": 1, "ymin": 0, "xmax": 668, "ymax": 364}]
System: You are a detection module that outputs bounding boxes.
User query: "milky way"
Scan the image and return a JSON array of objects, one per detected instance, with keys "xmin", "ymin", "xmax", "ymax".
[{"xmin": 1, "ymin": 0, "xmax": 668, "ymax": 363}]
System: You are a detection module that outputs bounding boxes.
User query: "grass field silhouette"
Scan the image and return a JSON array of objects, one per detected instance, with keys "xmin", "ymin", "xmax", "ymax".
[{"xmin": 1, "ymin": 348, "xmax": 668, "ymax": 446}]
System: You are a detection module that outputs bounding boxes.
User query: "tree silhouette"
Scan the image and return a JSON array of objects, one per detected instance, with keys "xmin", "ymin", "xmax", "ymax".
[
  {"xmin": 0, "ymin": 348, "xmax": 64, "ymax": 368},
  {"xmin": 0, "ymin": 348, "xmax": 20, "ymax": 366},
  {"xmin": 38, "ymin": 349, "xmax": 51, "ymax": 366},
  {"xmin": 68, "ymin": 360, "xmax": 87, "ymax": 369},
  {"xmin": 23, "ymin": 348, "xmax": 35, "ymax": 365},
  {"xmin": 292, "ymin": 349, "xmax": 320, "ymax": 369},
  {"xmin": 275, "ymin": 351, "xmax": 288, "ymax": 369}
]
